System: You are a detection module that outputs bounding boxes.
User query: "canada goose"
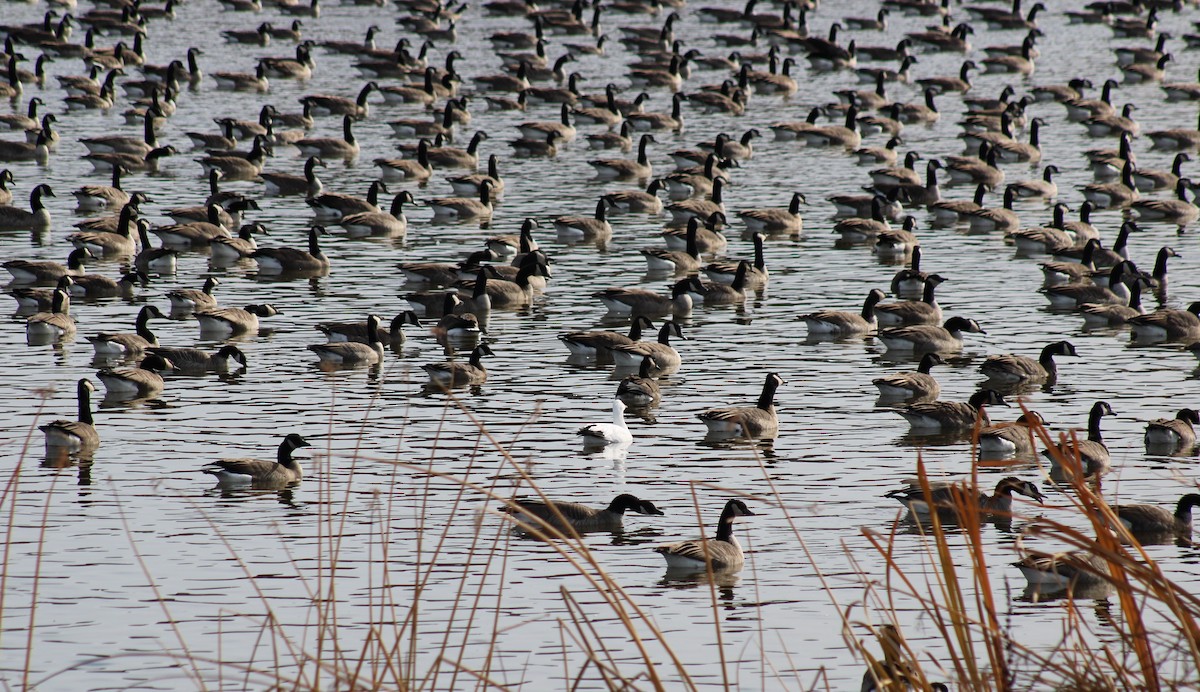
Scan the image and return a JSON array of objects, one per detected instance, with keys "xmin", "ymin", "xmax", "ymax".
[
  {"xmin": 447, "ymin": 154, "xmax": 504, "ymax": 197},
  {"xmin": 307, "ymin": 180, "xmax": 387, "ymax": 220},
  {"xmin": 426, "ymin": 130, "xmax": 488, "ymax": 169},
  {"xmin": 609, "ymin": 319, "xmax": 685, "ymax": 373},
  {"xmin": 0, "ymin": 97, "xmax": 41, "ymax": 132},
  {"xmin": 87, "ymin": 305, "xmax": 166, "ymax": 359},
  {"xmin": 26, "ymin": 288, "xmax": 76, "ymax": 341},
  {"xmin": 39, "ymin": 378, "xmax": 99, "ymax": 453},
  {"xmin": 946, "ymin": 145, "xmax": 1004, "ymax": 190},
  {"xmin": 301, "ymin": 82, "xmax": 377, "ymax": 118},
  {"xmin": 67, "ymin": 201, "xmax": 141, "ymax": 256},
  {"xmin": 222, "ymin": 21, "xmax": 273, "ymax": 45},
  {"xmin": 907, "ymin": 22, "xmax": 973, "ymax": 53},
  {"xmin": 463, "ymin": 262, "xmax": 549, "ymax": 309},
  {"xmin": 375, "ymin": 139, "xmax": 434, "ymax": 183},
  {"xmin": 201, "ymin": 433, "xmax": 311, "ymax": 486},
  {"xmin": 706, "ymin": 232, "xmax": 767, "ymax": 289},
  {"xmin": 427, "ymin": 179, "xmax": 495, "ymax": 220},
  {"xmin": 802, "ymin": 289, "xmax": 887, "ymax": 337},
  {"xmin": 197, "ymin": 136, "xmax": 269, "ymax": 180},
  {"xmin": 873, "ymin": 274, "xmax": 946, "ymax": 327},
  {"xmin": 475, "ymin": 60, "xmax": 531, "ymax": 93},
  {"xmin": 891, "ymin": 161, "xmax": 942, "ymax": 208},
  {"xmin": 72, "ymin": 166, "xmax": 130, "ymax": 211},
  {"xmin": 978, "ymin": 411, "xmax": 1047, "ymax": 458},
  {"xmin": 1052, "ymin": 223, "xmax": 1131, "ymax": 269},
  {"xmin": 604, "ymin": 179, "xmax": 666, "ymax": 215},
  {"xmin": 895, "ymin": 389, "xmax": 1008, "ymax": 432},
  {"xmin": 890, "ymin": 246, "xmax": 930, "ymax": 297},
  {"xmin": 886, "ymin": 476, "xmax": 1045, "ymax": 519},
  {"xmin": 316, "ymin": 311, "xmax": 421, "ymax": 345},
  {"xmin": 878, "ymin": 316, "xmax": 987, "ymax": 353},
  {"xmin": 293, "ymin": 115, "xmax": 358, "ymax": 163},
  {"xmin": 501, "ymin": 492, "xmax": 662, "ymax": 535},
  {"xmin": 655, "ymin": 498, "xmax": 756, "ymax": 572},
  {"xmin": 81, "ymin": 114, "xmax": 158, "ymax": 158},
  {"xmin": 1009, "ymin": 164, "xmax": 1059, "ymax": 200},
  {"xmin": 871, "ymin": 151, "xmax": 924, "ymax": 189},
  {"xmin": 260, "ymin": 156, "xmax": 324, "ymax": 197},
  {"xmin": 1086, "ymin": 103, "xmax": 1139, "ymax": 138},
  {"xmin": 981, "ymin": 340, "xmax": 1078, "ymax": 385},
  {"xmin": 641, "ymin": 219, "xmax": 701, "ymax": 274},
  {"xmin": 553, "ymin": 198, "xmax": 611, "ymax": 240},
  {"xmin": 1144, "ymin": 409, "xmax": 1199, "ymax": 452},
  {"xmin": 0, "ymin": 169, "xmax": 12, "ymax": 206},
  {"xmin": 338, "ymin": 192, "xmax": 413, "ymax": 237},
  {"xmin": 833, "ymin": 198, "xmax": 892, "ymax": 243},
  {"xmin": 1129, "ymin": 179, "xmax": 1198, "ymax": 227},
  {"xmin": 194, "ymin": 304, "xmax": 280, "ymax": 336},
  {"xmin": 627, "ymin": 92, "xmax": 687, "ymax": 132},
  {"xmin": 422, "ymin": 343, "xmax": 494, "ymax": 387},
  {"xmin": 96, "ymin": 353, "xmax": 173, "ymax": 398},
  {"xmin": 1043, "ymin": 401, "xmax": 1116, "ymax": 481},
  {"xmin": 1132, "ymin": 153, "xmax": 1188, "ymax": 192},
  {"xmin": 1013, "ymin": 550, "xmax": 1109, "ymax": 591},
  {"xmin": 151, "ymin": 206, "xmax": 230, "ymax": 247},
  {"xmin": 207, "ymin": 223, "xmax": 266, "ymax": 263},
  {"xmin": 1128, "ymin": 303, "xmax": 1200, "ymax": 344},
  {"xmin": 1122, "ymin": 52, "xmax": 1170, "ymax": 83},
  {"xmin": 86, "ymin": 145, "xmax": 178, "ymax": 175},
  {"xmin": 398, "ymin": 250, "xmax": 496, "ymax": 287},
  {"xmin": 665, "ymin": 177, "xmax": 726, "ymax": 225},
  {"xmin": 617, "ymin": 355, "xmax": 661, "ymax": 407},
  {"xmin": 1079, "ymin": 276, "xmax": 1146, "ymax": 326},
  {"xmin": 515, "ymin": 104, "xmax": 576, "ymax": 147},
  {"xmin": 895, "ymin": 88, "xmax": 940, "ymax": 125},
  {"xmin": 872, "ymin": 352, "xmax": 943, "ymax": 401},
  {"xmin": 212, "ymin": 62, "xmax": 270, "ymax": 92},
  {"xmin": 147, "ymin": 345, "xmax": 247, "ymax": 372},
  {"xmin": 918, "ymin": 59, "xmax": 976, "ymax": 94},
  {"xmin": 594, "ymin": 278, "xmax": 695, "ymax": 316},
  {"xmin": 431, "ymin": 294, "xmax": 482, "ymax": 340},
  {"xmin": 697, "ymin": 372, "xmax": 784, "ymax": 438},
  {"xmin": 259, "ymin": 42, "xmax": 315, "ymax": 80},
  {"xmin": 0, "ymin": 183, "xmax": 53, "ymax": 229},
  {"xmin": 576, "ymin": 398, "xmax": 633, "ymax": 448},
  {"xmin": 875, "ymin": 217, "xmax": 921, "ymax": 256},
  {"xmin": 737, "ymin": 191, "xmax": 805, "ymax": 235},
  {"xmin": 558, "ymin": 315, "xmax": 653, "ymax": 357},
  {"xmin": 11, "ymin": 275, "xmax": 75, "ymax": 312},
  {"xmin": 855, "ymin": 136, "xmax": 903, "ymax": 165},
  {"xmin": 166, "ymin": 277, "xmax": 220, "ymax": 312},
  {"xmin": 588, "ymin": 134, "xmax": 654, "ymax": 180},
  {"xmin": 1044, "ymin": 261, "xmax": 1133, "ymax": 308},
  {"xmin": 1113, "ymin": 494, "xmax": 1200, "ymax": 539},
  {"xmin": 5, "ymin": 247, "xmax": 91, "ymax": 284},
  {"xmin": 252, "ymin": 226, "xmax": 330, "ymax": 274},
  {"xmin": 308, "ymin": 314, "xmax": 388, "ymax": 365},
  {"xmin": 804, "ymin": 105, "xmax": 860, "ymax": 148}
]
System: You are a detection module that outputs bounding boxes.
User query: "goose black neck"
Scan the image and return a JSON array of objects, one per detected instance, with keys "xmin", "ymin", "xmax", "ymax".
[{"xmin": 77, "ymin": 380, "xmax": 94, "ymax": 425}]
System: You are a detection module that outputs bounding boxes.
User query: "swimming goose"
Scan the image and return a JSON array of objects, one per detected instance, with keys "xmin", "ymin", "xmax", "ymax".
[
  {"xmin": 147, "ymin": 345, "xmax": 247, "ymax": 372},
  {"xmin": 222, "ymin": 21, "xmax": 273, "ymax": 45},
  {"xmin": 874, "ymin": 275, "xmax": 946, "ymax": 327},
  {"xmin": 978, "ymin": 411, "xmax": 1048, "ymax": 458},
  {"xmin": 307, "ymin": 180, "xmax": 388, "ymax": 220},
  {"xmin": 317, "ymin": 311, "xmax": 421, "ymax": 345},
  {"xmin": 81, "ymin": 114, "xmax": 159, "ymax": 157},
  {"xmin": 595, "ymin": 278, "xmax": 696, "ymax": 316},
  {"xmin": 1128, "ymin": 302, "xmax": 1200, "ymax": 344},
  {"xmin": 462, "ymin": 263, "xmax": 549, "ymax": 309},
  {"xmin": 1129, "ymin": 179, "xmax": 1198, "ymax": 227},
  {"xmin": 26, "ymin": 288, "xmax": 76, "ymax": 341},
  {"xmin": 0, "ymin": 183, "xmax": 53, "ymax": 229},
  {"xmin": 737, "ymin": 192, "xmax": 805, "ymax": 235},
  {"xmin": 627, "ymin": 93, "xmax": 687, "ymax": 132},
  {"xmin": 981, "ymin": 340, "xmax": 1078, "ymax": 386},
  {"xmin": 194, "ymin": 304, "xmax": 280, "ymax": 336},
  {"xmin": 890, "ymin": 161, "xmax": 942, "ymax": 208},
  {"xmin": 339, "ymin": 192, "xmax": 414, "ymax": 237},
  {"xmin": 871, "ymin": 151, "xmax": 924, "ymax": 189},
  {"xmin": 398, "ymin": 250, "xmax": 496, "ymax": 287},
  {"xmin": 890, "ymin": 246, "xmax": 929, "ymax": 297},
  {"xmin": 40, "ymin": 378, "xmax": 100, "ymax": 454},
  {"xmin": 1044, "ymin": 261, "xmax": 1133, "ymax": 308},
  {"xmin": 212, "ymin": 62, "xmax": 270, "ymax": 92},
  {"xmin": 67, "ymin": 202, "xmax": 141, "ymax": 257},
  {"xmin": 447, "ymin": 154, "xmax": 504, "ymax": 197},
  {"xmin": 872, "ymin": 352, "xmax": 943, "ymax": 401},
  {"xmin": 0, "ymin": 169, "xmax": 12, "ymax": 206},
  {"xmin": 554, "ymin": 198, "xmax": 611, "ymax": 240},
  {"xmin": 375, "ymin": 139, "xmax": 434, "ymax": 183},
  {"xmin": 428, "ymin": 179, "xmax": 495, "ymax": 220},
  {"xmin": 422, "ymin": 343, "xmax": 494, "ymax": 387},
  {"xmin": 1114, "ymin": 494, "xmax": 1200, "ymax": 538},
  {"xmin": 665, "ymin": 177, "xmax": 725, "ymax": 225},
  {"xmin": 1079, "ymin": 277, "xmax": 1146, "ymax": 325},
  {"xmin": 96, "ymin": 353, "xmax": 173, "ymax": 398},
  {"xmin": 655, "ymin": 498, "xmax": 756, "ymax": 572},
  {"xmin": 201, "ymin": 433, "xmax": 310, "ymax": 486},
  {"xmin": 1121, "ymin": 53, "xmax": 1170, "ymax": 83},
  {"xmin": 259, "ymin": 42, "xmax": 315, "ymax": 80},
  {"xmin": 803, "ymin": 105, "xmax": 861, "ymax": 148},
  {"xmin": 878, "ymin": 316, "xmax": 987, "ymax": 353},
  {"xmin": 210, "ymin": 223, "xmax": 268, "ymax": 262},
  {"xmin": 1144, "ymin": 409, "xmax": 1199, "ymax": 452},
  {"xmin": 1131, "ymin": 153, "xmax": 1188, "ymax": 192},
  {"xmin": 167, "ymin": 277, "xmax": 220, "ymax": 311},
  {"xmin": 252, "ymin": 226, "xmax": 330, "ymax": 274},
  {"xmin": 516, "ymin": 103, "xmax": 576, "ymax": 144},
  {"xmin": 576, "ymin": 398, "xmax": 633, "ymax": 448},
  {"xmin": 151, "ymin": 206, "xmax": 230, "ymax": 247},
  {"xmin": 588, "ymin": 134, "xmax": 654, "ymax": 180},
  {"xmin": 426, "ymin": 130, "xmax": 488, "ymax": 169},
  {"xmin": 693, "ymin": 261, "xmax": 750, "ymax": 305},
  {"xmin": 770, "ymin": 106, "xmax": 825, "ymax": 142},
  {"xmin": 833, "ymin": 198, "xmax": 893, "ymax": 243},
  {"xmin": 294, "ymin": 115, "xmax": 358, "ymax": 162},
  {"xmin": 5, "ymin": 247, "xmax": 91, "ymax": 284},
  {"xmin": 1009, "ymin": 164, "xmax": 1059, "ymax": 200},
  {"xmin": 300, "ymin": 82, "xmax": 377, "ymax": 118},
  {"xmin": 1014, "ymin": 550, "xmax": 1110, "ymax": 591},
  {"xmin": 661, "ymin": 212, "xmax": 726, "ymax": 251},
  {"xmin": 87, "ymin": 305, "xmax": 166, "ymax": 358},
  {"xmin": 802, "ymin": 289, "xmax": 887, "ymax": 337},
  {"xmin": 896, "ymin": 389, "xmax": 1008, "ymax": 432},
  {"xmin": 72, "ymin": 166, "xmax": 130, "ymax": 211},
  {"xmin": 308, "ymin": 314, "xmax": 388, "ymax": 365},
  {"xmin": 1043, "ymin": 401, "xmax": 1116, "ymax": 481},
  {"xmin": 1085, "ymin": 103, "xmax": 1140, "ymax": 138},
  {"xmin": 875, "ymin": 218, "xmax": 921, "ymax": 256},
  {"xmin": 610, "ymin": 320, "xmax": 685, "ymax": 372},
  {"xmin": 641, "ymin": 218, "xmax": 700, "ymax": 273},
  {"xmin": 604, "ymin": 179, "xmax": 665, "ymax": 215},
  {"xmin": 617, "ymin": 355, "xmax": 661, "ymax": 407},
  {"xmin": 0, "ymin": 97, "xmax": 42, "ymax": 132},
  {"xmin": 197, "ymin": 137, "xmax": 269, "ymax": 180},
  {"xmin": 86, "ymin": 145, "xmax": 177, "ymax": 176},
  {"xmin": 886, "ymin": 476, "xmax": 1045, "ymax": 519},
  {"xmin": 558, "ymin": 315, "xmax": 653, "ymax": 357},
  {"xmin": 706, "ymin": 232, "xmax": 767, "ymax": 289},
  {"xmin": 945, "ymin": 145, "xmax": 1004, "ymax": 190},
  {"xmin": 697, "ymin": 372, "xmax": 784, "ymax": 438},
  {"xmin": 11, "ymin": 275, "xmax": 75, "ymax": 312},
  {"xmin": 501, "ymin": 492, "xmax": 662, "ymax": 535},
  {"xmin": 431, "ymin": 294, "xmax": 482, "ymax": 340},
  {"xmin": 261, "ymin": 156, "xmax": 324, "ymax": 197},
  {"xmin": 1082, "ymin": 160, "xmax": 1139, "ymax": 209}
]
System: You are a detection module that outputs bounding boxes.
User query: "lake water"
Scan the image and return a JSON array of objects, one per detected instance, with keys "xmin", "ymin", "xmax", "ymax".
[{"xmin": 2, "ymin": 0, "xmax": 1200, "ymax": 688}]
